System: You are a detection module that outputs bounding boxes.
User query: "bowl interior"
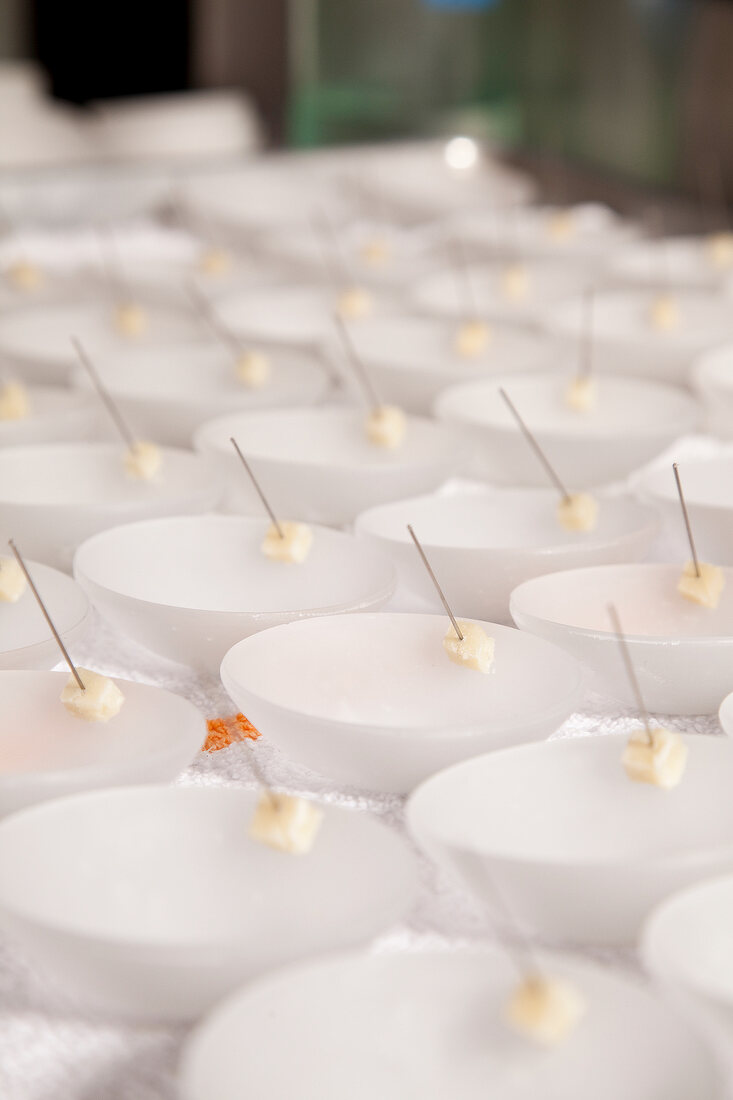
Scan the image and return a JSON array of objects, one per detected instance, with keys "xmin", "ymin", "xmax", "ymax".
[
  {"xmin": 435, "ymin": 373, "xmax": 697, "ymax": 438},
  {"xmin": 74, "ymin": 515, "xmax": 395, "ymax": 613},
  {"xmin": 0, "ymin": 444, "xmax": 218, "ymax": 506},
  {"xmin": 547, "ymin": 288, "xmax": 733, "ymax": 347},
  {"xmin": 412, "ymin": 260, "xmax": 585, "ymax": 317},
  {"xmin": 407, "ymin": 734, "xmax": 733, "ymax": 865},
  {"xmin": 0, "ymin": 786, "xmax": 416, "ymax": 945},
  {"xmin": 357, "ymin": 490, "xmax": 655, "ymax": 551},
  {"xmin": 221, "ymin": 613, "xmax": 581, "ymax": 732},
  {"xmin": 180, "ymin": 949, "xmax": 716, "ymax": 1100},
  {"xmin": 511, "ymin": 563, "xmax": 733, "ymax": 639},
  {"xmin": 0, "ymin": 671, "xmax": 202, "ymax": 779},
  {"xmin": 213, "ymin": 285, "xmax": 336, "ymax": 343},
  {"xmin": 0, "ymin": 562, "xmax": 87, "ymax": 653},
  {"xmin": 195, "ymin": 406, "xmax": 460, "ymax": 470}
]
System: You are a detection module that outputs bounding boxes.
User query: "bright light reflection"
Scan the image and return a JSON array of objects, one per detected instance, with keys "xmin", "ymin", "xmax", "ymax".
[{"xmin": 444, "ymin": 136, "xmax": 479, "ymax": 171}]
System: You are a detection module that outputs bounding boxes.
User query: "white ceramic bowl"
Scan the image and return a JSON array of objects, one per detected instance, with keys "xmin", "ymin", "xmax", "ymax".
[
  {"xmin": 0, "ymin": 384, "xmax": 99, "ymax": 447},
  {"xmin": 355, "ymin": 490, "xmax": 659, "ymax": 623},
  {"xmin": 323, "ymin": 312, "xmax": 560, "ymax": 414},
  {"xmin": 443, "ymin": 202, "xmax": 638, "ymax": 266},
  {"xmin": 0, "ymin": 671, "xmax": 204, "ymax": 816},
  {"xmin": 0, "ymin": 299, "xmax": 207, "ymax": 384},
  {"xmin": 0, "ymin": 443, "xmax": 222, "ymax": 571},
  {"xmin": 510, "ymin": 563, "xmax": 733, "ymax": 714},
  {"xmin": 692, "ymin": 344, "xmax": 733, "ymax": 440},
  {"xmin": 642, "ymin": 871, "xmax": 733, "ymax": 1057},
  {"xmin": 72, "ymin": 342, "xmax": 331, "ymax": 446},
  {"xmin": 220, "ymin": 612, "xmax": 583, "ymax": 794},
  {"xmin": 543, "ymin": 288, "xmax": 733, "ymax": 385},
  {"xmin": 411, "ymin": 259, "xmax": 588, "ymax": 327},
  {"xmin": 407, "ymin": 733, "xmax": 733, "ymax": 945},
  {"xmin": 611, "ymin": 235, "xmax": 733, "ymax": 290},
  {"xmin": 434, "ymin": 372, "xmax": 698, "ymax": 487},
  {"xmin": 212, "ymin": 284, "xmax": 387, "ymax": 349},
  {"xmin": 179, "ymin": 947, "xmax": 721, "ymax": 1100},
  {"xmin": 194, "ymin": 406, "xmax": 467, "ymax": 526},
  {"xmin": 74, "ymin": 515, "xmax": 396, "ymax": 672},
  {"xmin": 0, "ymin": 785, "xmax": 418, "ymax": 1021},
  {"xmin": 635, "ymin": 454, "xmax": 733, "ymax": 564},
  {"xmin": 0, "ymin": 560, "xmax": 89, "ymax": 670}
]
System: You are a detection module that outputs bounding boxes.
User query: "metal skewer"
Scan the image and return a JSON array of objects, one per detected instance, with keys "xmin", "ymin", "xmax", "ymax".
[
  {"xmin": 607, "ymin": 602, "xmax": 653, "ymax": 745},
  {"xmin": 332, "ymin": 312, "xmax": 382, "ymax": 410},
  {"xmin": 498, "ymin": 387, "xmax": 571, "ymax": 501},
  {"xmin": 452, "ymin": 237, "xmax": 481, "ymax": 322},
  {"xmin": 229, "ymin": 437, "xmax": 284, "ymax": 539},
  {"xmin": 406, "ymin": 524, "xmax": 463, "ymax": 641},
  {"xmin": 95, "ymin": 224, "xmax": 134, "ymax": 305},
  {"xmin": 578, "ymin": 288, "xmax": 594, "ymax": 380},
  {"xmin": 672, "ymin": 462, "xmax": 701, "ymax": 579},
  {"xmin": 311, "ymin": 211, "xmax": 349, "ymax": 289},
  {"xmin": 70, "ymin": 336, "xmax": 137, "ymax": 451},
  {"xmin": 186, "ymin": 280, "xmax": 243, "ymax": 358},
  {"xmin": 7, "ymin": 539, "xmax": 85, "ymax": 691}
]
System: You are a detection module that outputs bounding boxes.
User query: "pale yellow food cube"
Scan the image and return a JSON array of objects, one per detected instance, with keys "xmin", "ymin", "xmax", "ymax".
[
  {"xmin": 0, "ymin": 381, "xmax": 30, "ymax": 420},
  {"xmin": 6, "ymin": 260, "xmax": 44, "ymax": 292},
  {"xmin": 199, "ymin": 246, "xmax": 232, "ymax": 276},
  {"xmin": 505, "ymin": 975, "xmax": 586, "ymax": 1046},
  {"xmin": 622, "ymin": 727, "xmax": 688, "ymax": 789},
  {"xmin": 336, "ymin": 285, "xmax": 373, "ymax": 320},
  {"xmin": 677, "ymin": 560, "xmax": 725, "ymax": 609},
  {"xmin": 261, "ymin": 521, "xmax": 314, "ymax": 564},
  {"xmin": 647, "ymin": 294, "xmax": 679, "ymax": 332},
  {"xmin": 360, "ymin": 237, "xmax": 391, "ymax": 267},
  {"xmin": 249, "ymin": 791, "xmax": 324, "ymax": 854},
  {"xmin": 443, "ymin": 620, "xmax": 495, "ymax": 674},
  {"xmin": 124, "ymin": 440, "xmax": 161, "ymax": 480},
  {"xmin": 546, "ymin": 209, "xmax": 575, "ymax": 242},
  {"xmin": 235, "ymin": 349, "xmax": 271, "ymax": 388},
  {"xmin": 557, "ymin": 492, "xmax": 599, "ymax": 532},
  {"xmin": 115, "ymin": 302, "xmax": 148, "ymax": 338},
  {"xmin": 565, "ymin": 376, "xmax": 596, "ymax": 413},
  {"xmin": 60, "ymin": 668, "xmax": 125, "ymax": 722},
  {"xmin": 365, "ymin": 404, "xmax": 406, "ymax": 449},
  {"xmin": 500, "ymin": 263, "xmax": 530, "ymax": 301},
  {"xmin": 454, "ymin": 319, "xmax": 492, "ymax": 358},
  {"xmin": 706, "ymin": 232, "xmax": 733, "ymax": 269},
  {"xmin": 0, "ymin": 557, "xmax": 27, "ymax": 603}
]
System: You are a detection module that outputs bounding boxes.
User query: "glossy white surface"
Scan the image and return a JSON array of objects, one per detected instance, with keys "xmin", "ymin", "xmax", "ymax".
[
  {"xmin": 221, "ymin": 613, "xmax": 583, "ymax": 793},
  {"xmin": 0, "ymin": 786, "xmax": 419, "ymax": 1020},
  {"xmin": 0, "ymin": 671, "xmax": 204, "ymax": 816},
  {"xmin": 194, "ymin": 406, "xmax": 467, "ymax": 525},
  {"xmin": 434, "ymin": 372, "xmax": 698, "ymax": 487},
  {"xmin": 407, "ymin": 734, "xmax": 733, "ymax": 944},
  {"xmin": 355, "ymin": 490, "xmax": 659, "ymax": 622},
  {"xmin": 72, "ymin": 342, "xmax": 331, "ymax": 446},
  {"xmin": 0, "ymin": 443, "xmax": 222, "ymax": 570},
  {"xmin": 510, "ymin": 563, "xmax": 733, "ymax": 714},
  {"xmin": 692, "ymin": 344, "xmax": 733, "ymax": 440},
  {"xmin": 74, "ymin": 515, "xmax": 396, "ymax": 672},
  {"xmin": 0, "ymin": 561, "xmax": 89, "ymax": 670},
  {"xmin": 180, "ymin": 948, "xmax": 720, "ymax": 1100}
]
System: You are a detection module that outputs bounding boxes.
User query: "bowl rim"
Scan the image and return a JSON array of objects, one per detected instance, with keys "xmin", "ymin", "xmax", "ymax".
[
  {"xmin": 0, "ymin": 560, "xmax": 90, "ymax": 660},
  {"xmin": 406, "ymin": 733, "xmax": 733, "ymax": 870},
  {"xmin": 220, "ymin": 611, "xmax": 584, "ymax": 738},
  {"xmin": 73, "ymin": 514, "xmax": 397, "ymax": 617},
  {"xmin": 510, "ymin": 561, "xmax": 733, "ymax": 645}
]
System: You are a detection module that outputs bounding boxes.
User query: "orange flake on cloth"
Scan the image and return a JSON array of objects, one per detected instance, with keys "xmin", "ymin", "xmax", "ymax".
[{"xmin": 204, "ymin": 713, "xmax": 261, "ymax": 752}]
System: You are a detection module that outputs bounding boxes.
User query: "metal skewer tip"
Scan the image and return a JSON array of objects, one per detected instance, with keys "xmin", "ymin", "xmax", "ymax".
[
  {"xmin": 70, "ymin": 336, "xmax": 137, "ymax": 451},
  {"xmin": 8, "ymin": 539, "xmax": 85, "ymax": 691},
  {"xmin": 607, "ymin": 602, "xmax": 652, "ymax": 743},
  {"xmin": 498, "ymin": 387, "xmax": 571, "ymax": 501},
  {"xmin": 672, "ymin": 462, "xmax": 701, "ymax": 578},
  {"xmin": 229, "ymin": 437, "xmax": 284, "ymax": 539},
  {"xmin": 332, "ymin": 312, "xmax": 381, "ymax": 411},
  {"xmin": 406, "ymin": 524, "xmax": 463, "ymax": 640}
]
